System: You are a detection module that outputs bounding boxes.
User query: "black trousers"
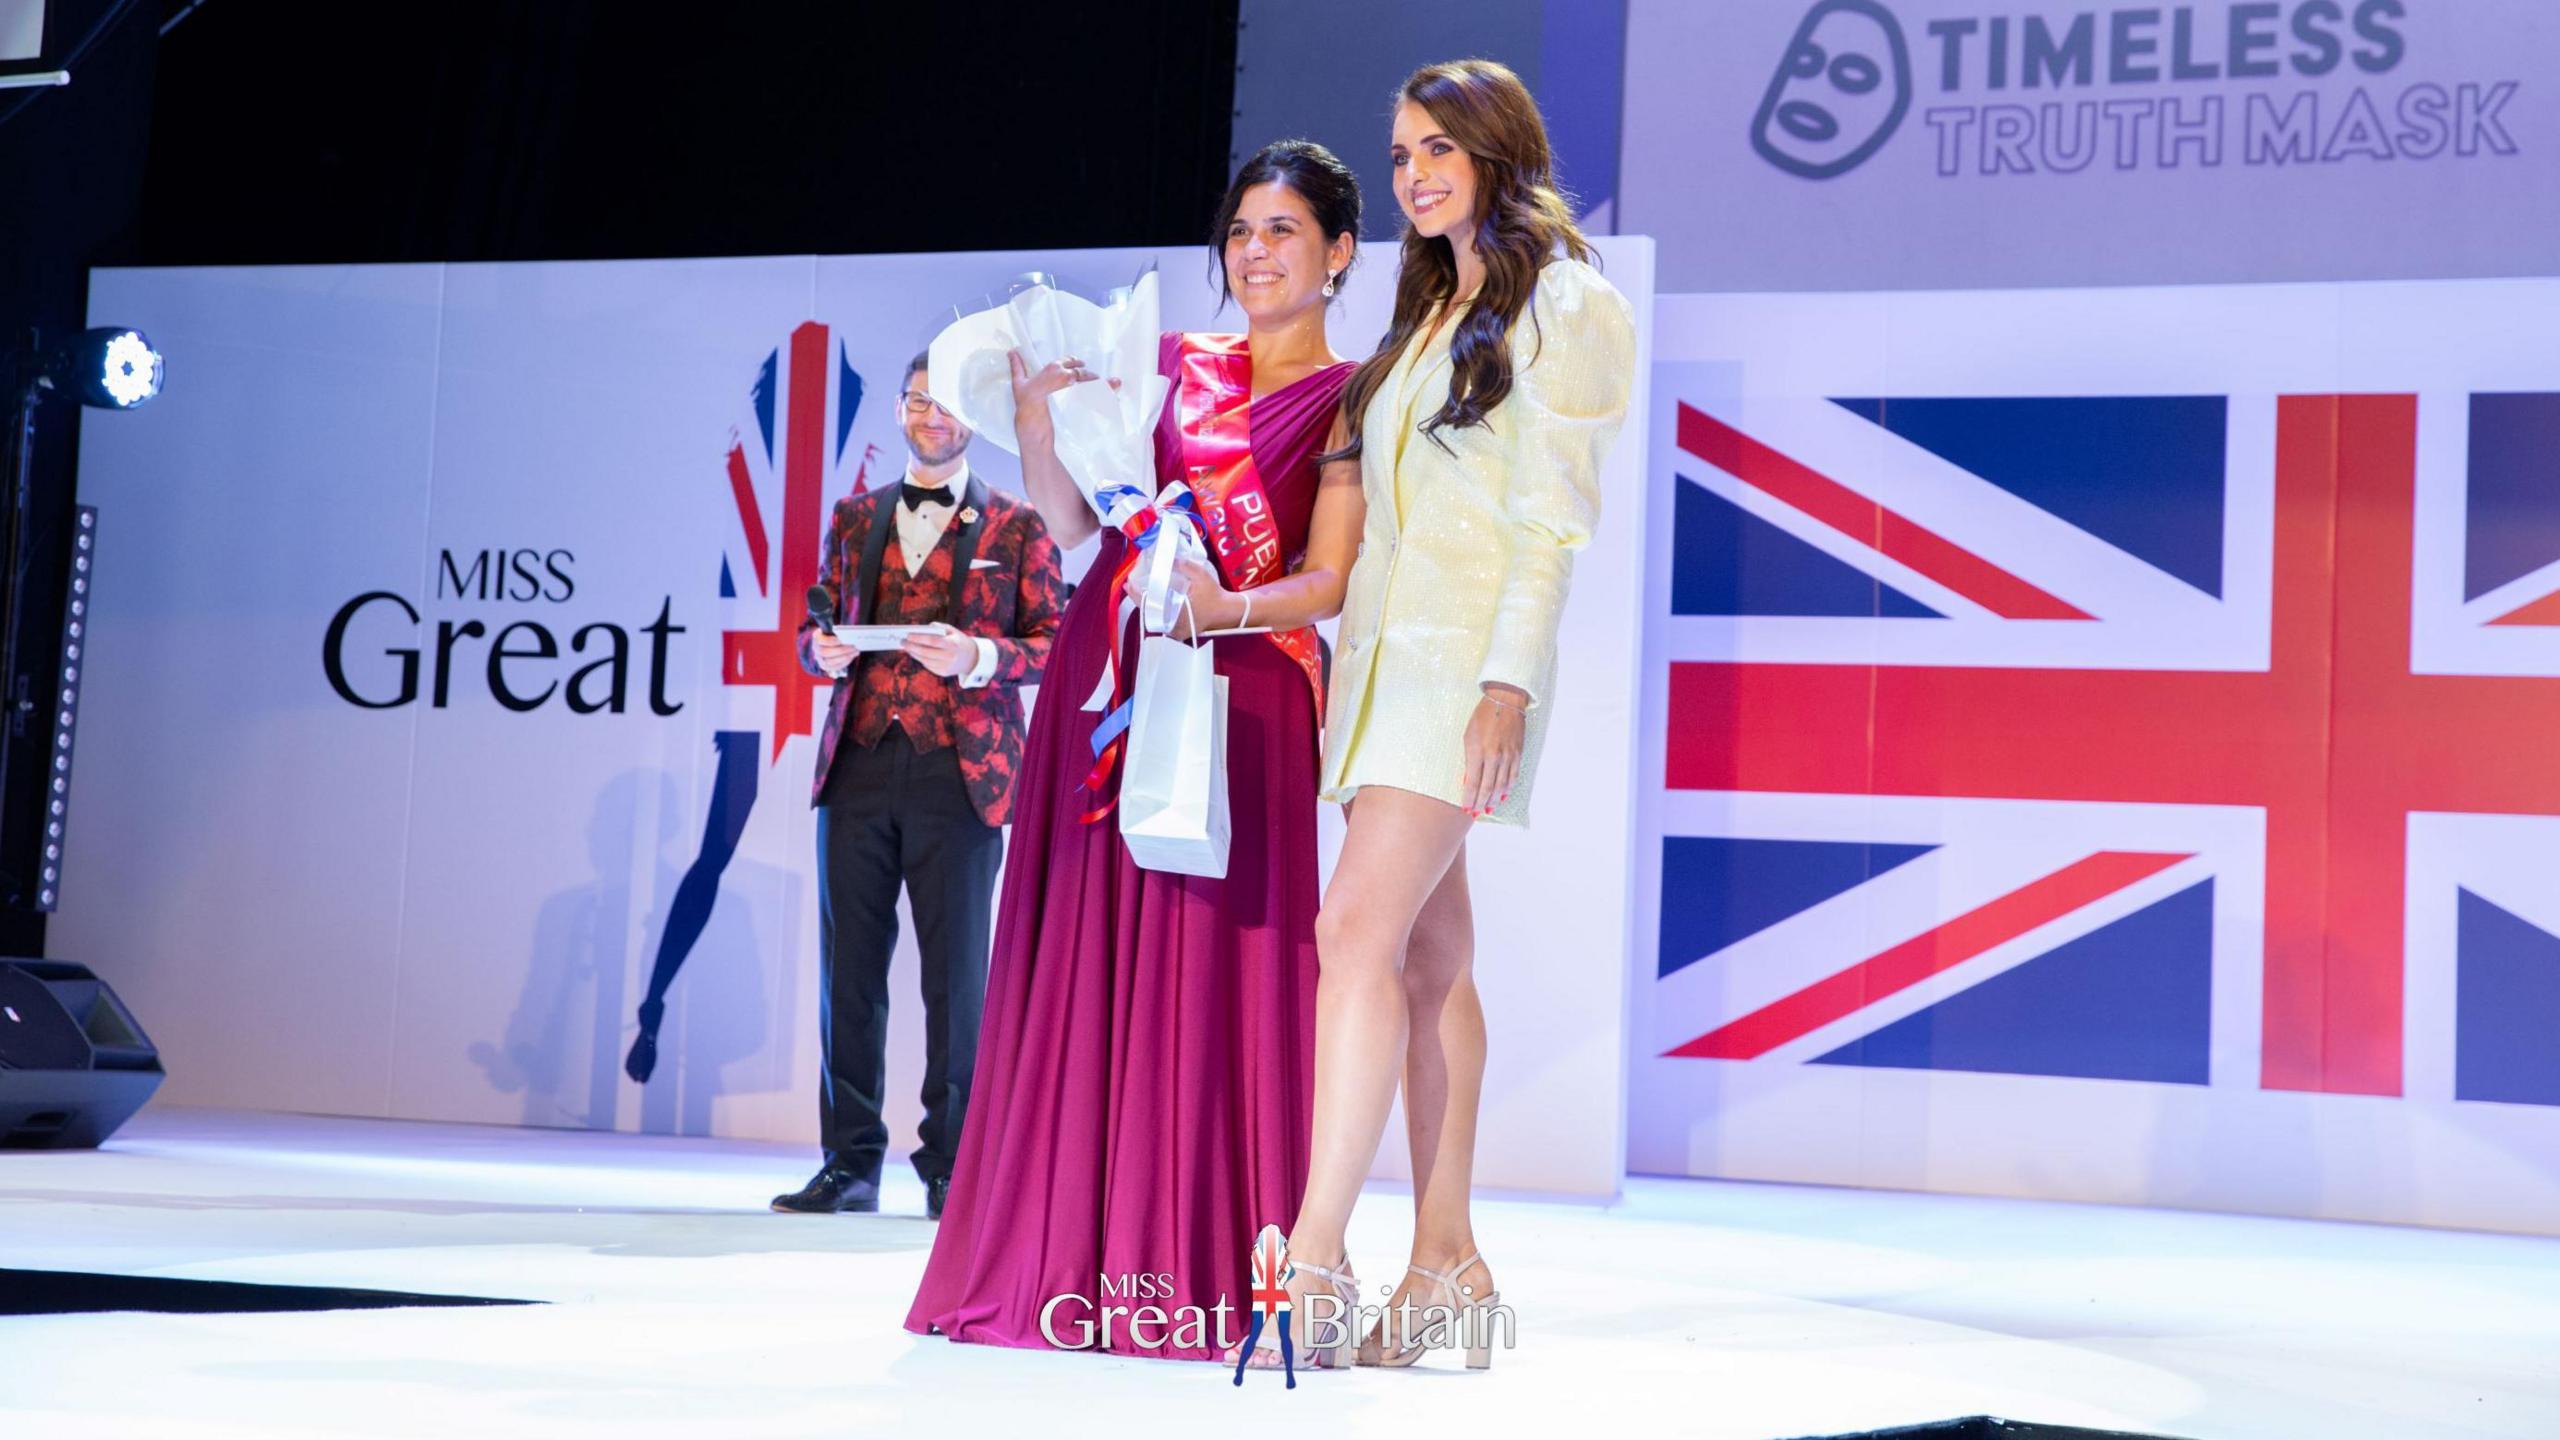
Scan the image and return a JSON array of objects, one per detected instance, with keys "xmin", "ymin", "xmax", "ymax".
[{"xmin": 815, "ymin": 727, "xmax": 1002, "ymax": 1185}]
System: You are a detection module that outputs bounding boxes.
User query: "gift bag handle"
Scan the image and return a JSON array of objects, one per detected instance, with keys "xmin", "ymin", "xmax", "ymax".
[{"xmin": 1170, "ymin": 587, "xmax": 1214, "ymax": 652}]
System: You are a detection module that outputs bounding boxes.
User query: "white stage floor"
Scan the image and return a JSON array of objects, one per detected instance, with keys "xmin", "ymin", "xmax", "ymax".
[{"xmin": 3, "ymin": 1107, "xmax": 2555, "ymax": 1440}]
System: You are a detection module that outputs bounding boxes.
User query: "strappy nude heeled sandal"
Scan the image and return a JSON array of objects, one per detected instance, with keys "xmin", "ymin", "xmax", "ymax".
[
  {"xmin": 1225, "ymin": 1252, "xmax": 1363, "ymax": 1371},
  {"xmin": 1288, "ymin": 1254, "xmax": 1364, "ymax": 1370},
  {"xmin": 1357, "ymin": 1250, "xmax": 1500, "ymax": 1370}
]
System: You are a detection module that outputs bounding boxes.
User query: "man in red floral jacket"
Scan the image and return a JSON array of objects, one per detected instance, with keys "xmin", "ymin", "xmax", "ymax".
[{"xmin": 773, "ymin": 352, "xmax": 1064, "ymax": 1220}]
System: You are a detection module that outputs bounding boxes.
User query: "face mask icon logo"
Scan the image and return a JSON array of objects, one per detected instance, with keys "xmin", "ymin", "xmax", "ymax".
[{"xmin": 1751, "ymin": 0, "xmax": 1911, "ymax": 180}]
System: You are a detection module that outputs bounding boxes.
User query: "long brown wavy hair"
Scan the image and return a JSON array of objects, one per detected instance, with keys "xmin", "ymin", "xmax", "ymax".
[{"xmin": 1329, "ymin": 58, "xmax": 1595, "ymax": 461}]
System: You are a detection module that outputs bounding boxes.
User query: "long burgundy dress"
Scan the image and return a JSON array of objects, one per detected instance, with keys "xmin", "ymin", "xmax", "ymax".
[{"xmin": 905, "ymin": 335, "xmax": 1351, "ymax": 1362}]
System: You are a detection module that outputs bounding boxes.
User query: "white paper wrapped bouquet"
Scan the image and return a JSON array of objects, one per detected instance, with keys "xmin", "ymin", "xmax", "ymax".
[
  {"xmin": 927, "ymin": 269, "xmax": 1217, "ymax": 634},
  {"xmin": 924, "ymin": 269, "xmax": 1230, "ymax": 876},
  {"xmin": 924, "ymin": 270, "xmax": 1164, "ymax": 503}
]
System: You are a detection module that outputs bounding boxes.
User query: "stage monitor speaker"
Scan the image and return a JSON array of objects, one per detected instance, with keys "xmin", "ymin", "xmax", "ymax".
[{"xmin": 0, "ymin": 958, "xmax": 162, "ymax": 1148}]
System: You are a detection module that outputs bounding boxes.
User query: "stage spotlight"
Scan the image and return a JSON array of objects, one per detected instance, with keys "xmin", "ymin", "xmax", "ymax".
[
  {"xmin": 2, "ymin": 329, "xmax": 159, "ymax": 912},
  {"xmin": 49, "ymin": 328, "xmax": 164, "ymax": 411}
]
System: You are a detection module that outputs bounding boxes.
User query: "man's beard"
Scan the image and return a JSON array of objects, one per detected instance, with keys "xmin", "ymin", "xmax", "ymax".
[{"xmin": 907, "ymin": 431, "xmax": 968, "ymax": 468}]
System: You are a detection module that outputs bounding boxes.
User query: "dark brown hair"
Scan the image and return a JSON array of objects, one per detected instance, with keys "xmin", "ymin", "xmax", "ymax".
[
  {"xmin": 1208, "ymin": 138, "xmax": 1362, "ymax": 309},
  {"xmin": 1330, "ymin": 59, "xmax": 1594, "ymax": 460}
]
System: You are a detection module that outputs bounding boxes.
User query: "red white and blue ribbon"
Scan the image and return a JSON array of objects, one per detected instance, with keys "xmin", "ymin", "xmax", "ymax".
[{"xmin": 1076, "ymin": 479, "xmax": 1204, "ymax": 822}]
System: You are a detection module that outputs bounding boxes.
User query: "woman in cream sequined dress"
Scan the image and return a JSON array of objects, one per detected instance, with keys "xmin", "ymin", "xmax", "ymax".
[{"xmin": 1248, "ymin": 59, "xmax": 1636, "ymax": 1371}]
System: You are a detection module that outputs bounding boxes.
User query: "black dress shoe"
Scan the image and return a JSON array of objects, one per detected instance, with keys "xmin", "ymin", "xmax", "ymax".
[
  {"xmin": 926, "ymin": 1175, "xmax": 950, "ymax": 1221},
  {"xmin": 771, "ymin": 1163, "xmax": 879, "ymax": 1214}
]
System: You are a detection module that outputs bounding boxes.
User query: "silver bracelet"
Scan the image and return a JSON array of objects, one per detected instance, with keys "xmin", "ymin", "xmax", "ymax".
[{"xmin": 1481, "ymin": 689, "xmax": 1527, "ymax": 716}]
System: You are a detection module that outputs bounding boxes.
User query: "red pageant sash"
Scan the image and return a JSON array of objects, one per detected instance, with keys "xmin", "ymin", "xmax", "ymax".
[
  {"xmin": 1170, "ymin": 334, "xmax": 1328, "ymax": 728},
  {"xmin": 1072, "ymin": 335, "xmax": 1328, "ymax": 825}
]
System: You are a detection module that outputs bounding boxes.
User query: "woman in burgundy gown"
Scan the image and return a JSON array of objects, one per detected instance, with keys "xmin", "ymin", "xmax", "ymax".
[{"xmin": 905, "ymin": 140, "xmax": 1365, "ymax": 1363}]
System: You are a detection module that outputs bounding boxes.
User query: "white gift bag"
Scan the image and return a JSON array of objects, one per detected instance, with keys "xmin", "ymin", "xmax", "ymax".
[{"xmin": 1117, "ymin": 624, "xmax": 1231, "ymax": 880}]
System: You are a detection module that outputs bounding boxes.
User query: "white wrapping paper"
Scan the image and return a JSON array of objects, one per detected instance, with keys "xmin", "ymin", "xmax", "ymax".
[
  {"xmin": 928, "ymin": 271, "xmax": 1230, "ymax": 876},
  {"xmin": 926, "ymin": 269, "xmax": 1207, "ymax": 639},
  {"xmin": 925, "ymin": 269, "xmax": 1171, "ymax": 518}
]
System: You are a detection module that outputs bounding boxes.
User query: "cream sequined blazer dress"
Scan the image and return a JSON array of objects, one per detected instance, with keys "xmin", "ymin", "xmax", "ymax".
[{"xmin": 1320, "ymin": 256, "xmax": 1636, "ymax": 826}]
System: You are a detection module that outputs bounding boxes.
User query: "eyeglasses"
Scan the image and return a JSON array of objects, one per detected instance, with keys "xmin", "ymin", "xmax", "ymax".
[{"xmin": 899, "ymin": 390, "xmax": 952, "ymax": 418}]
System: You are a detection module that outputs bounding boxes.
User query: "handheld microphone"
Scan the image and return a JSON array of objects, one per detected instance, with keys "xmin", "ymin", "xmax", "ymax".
[{"xmin": 808, "ymin": 585, "xmax": 846, "ymax": 681}]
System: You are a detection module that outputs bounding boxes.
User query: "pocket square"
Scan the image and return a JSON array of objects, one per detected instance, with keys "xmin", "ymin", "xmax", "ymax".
[{"xmin": 969, "ymin": 558, "xmax": 1001, "ymax": 570}]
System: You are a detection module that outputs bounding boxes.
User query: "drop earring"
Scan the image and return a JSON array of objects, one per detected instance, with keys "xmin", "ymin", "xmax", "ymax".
[{"xmin": 1322, "ymin": 270, "xmax": 1337, "ymax": 298}]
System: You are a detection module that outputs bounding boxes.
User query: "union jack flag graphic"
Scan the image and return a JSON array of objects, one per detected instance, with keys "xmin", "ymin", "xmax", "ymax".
[
  {"xmin": 626, "ymin": 321, "xmax": 877, "ymax": 1082},
  {"xmin": 1231, "ymin": 1223, "xmax": 1297, "ymax": 1386},
  {"xmin": 1638, "ymin": 298, "xmax": 2560, "ymax": 1151},
  {"xmin": 718, "ymin": 320, "xmax": 875, "ymax": 762}
]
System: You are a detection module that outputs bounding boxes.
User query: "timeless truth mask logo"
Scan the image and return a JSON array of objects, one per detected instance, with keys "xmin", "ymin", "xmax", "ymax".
[{"xmin": 1753, "ymin": 0, "xmax": 1914, "ymax": 179}]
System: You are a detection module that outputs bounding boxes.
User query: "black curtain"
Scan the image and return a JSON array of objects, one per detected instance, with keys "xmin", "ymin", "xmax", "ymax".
[
  {"xmin": 0, "ymin": 0, "xmax": 159, "ymax": 954},
  {"xmin": 137, "ymin": 0, "xmax": 1242, "ymax": 264},
  {"xmin": 0, "ymin": 0, "xmax": 1242, "ymax": 955}
]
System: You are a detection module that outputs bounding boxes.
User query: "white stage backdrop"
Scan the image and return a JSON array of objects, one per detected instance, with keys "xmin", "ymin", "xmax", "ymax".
[
  {"xmin": 68, "ymin": 240, "xmax": 1654, "ymax": 1198},
  {"xmin": 1634, "ymin": 277, "xmax": 2560, "ymax": 1236}
]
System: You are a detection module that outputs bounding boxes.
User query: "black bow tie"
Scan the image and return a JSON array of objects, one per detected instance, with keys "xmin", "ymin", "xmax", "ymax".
[{"xmin": 901, "ymin": 482, "xmax": 956, "ymax": 510}]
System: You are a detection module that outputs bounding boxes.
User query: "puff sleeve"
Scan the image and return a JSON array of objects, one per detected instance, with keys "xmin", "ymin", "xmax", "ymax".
[{"xmin": 1475, "ymin": 257, "xmax": 1636, "ymax": 704}]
